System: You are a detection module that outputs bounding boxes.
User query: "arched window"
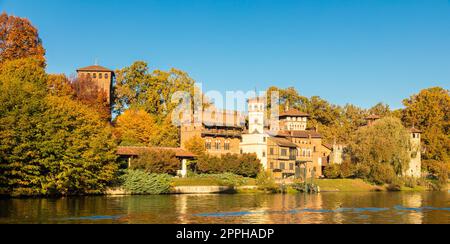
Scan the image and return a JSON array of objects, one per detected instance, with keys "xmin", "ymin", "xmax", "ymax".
[
  {"xmin": 205, "ymin": 140, "xmax": 212, "ymax": 150},
  {"xmin": 224, "ymin": 140, "xmax": 230, "ymax": 151},
  {"xmin": 215, "ymin": 140, "xmax": 221, "ymax": 150},
  {"xmin": 105, "ymin": 73, "xmax": 109, "ymax": 79},
  {"xmin": 87, "ymin": 73, "xmax": 91, "ymax": 78},
  {"xmin": 99, "ymin": 73, "xmax": 103, "ymax": 79},
  {"xmin": 93, "ymin": 73, "xmax": 97, "ymax": 79}
]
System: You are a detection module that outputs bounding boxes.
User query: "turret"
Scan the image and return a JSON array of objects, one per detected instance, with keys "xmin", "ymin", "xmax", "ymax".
[
  {"xmin": 248, "ymin": 97, "xmax": 265, "ymax": 134},
  {"xmin": 407, "ymin": 127, "xmax": 422, "ymax": 178}
]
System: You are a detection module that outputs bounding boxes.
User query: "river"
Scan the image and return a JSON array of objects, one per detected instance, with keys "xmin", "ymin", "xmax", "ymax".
[{"xmin": 0, "ymin": 192, "xmax": 448, "ymax": 224}]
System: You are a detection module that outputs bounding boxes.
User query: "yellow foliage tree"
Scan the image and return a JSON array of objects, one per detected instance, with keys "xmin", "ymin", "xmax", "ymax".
[{"xmin": 114, "ymin": 109, "xmax": 158, "ymax": 146}]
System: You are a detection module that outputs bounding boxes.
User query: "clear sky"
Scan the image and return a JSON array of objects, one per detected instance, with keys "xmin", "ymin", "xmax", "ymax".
[{"xmin": 1, "ymin": 0, "xmax": 449, "ymax": 109}]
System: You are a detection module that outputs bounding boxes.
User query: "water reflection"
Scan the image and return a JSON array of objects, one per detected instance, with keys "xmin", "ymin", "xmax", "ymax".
[{"xmin": 0, "ymin": 192, "xmax": 448, "ymax": 224}]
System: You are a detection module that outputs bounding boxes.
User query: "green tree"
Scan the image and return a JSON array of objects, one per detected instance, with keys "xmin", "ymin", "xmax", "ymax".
[{"xmin": 346, "ymin": 117, "xmax": 411, "ymax": 184}]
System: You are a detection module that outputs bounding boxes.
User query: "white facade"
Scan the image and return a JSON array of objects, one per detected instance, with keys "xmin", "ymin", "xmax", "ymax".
[
  {"xmin": 240, "ymin": 133, "xmax": 269, "ymax": 169},
  {"xmin": 241, "ymin": 97, "xmax": 269, "ymax": 169},
  {"xmin": 248, "ymin": 99, "xmax": 265, "ymax": 134}
]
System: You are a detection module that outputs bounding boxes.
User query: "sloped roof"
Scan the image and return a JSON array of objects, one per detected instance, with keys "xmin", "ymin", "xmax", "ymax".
[
  {"xmin": 269, "ymin": 137, "xmax": 298, "ymax": 148},
  {"xmin": 116, "ymin": 146, "xmax": 196, "ymax": 158},
  {"xmin": 410, "ymin": 127, "xmax": 422, "ymax": 133},
  {"xmin": 280, "ymin": 109, "xmax": 310, "ymax": 117},
  {"xmin": 275, "ymin": 130, "xmax": 322, "ymax": 139},
  {"xmin": 77, "ymin": 65, "xmax": 114, "ymax": 73}
]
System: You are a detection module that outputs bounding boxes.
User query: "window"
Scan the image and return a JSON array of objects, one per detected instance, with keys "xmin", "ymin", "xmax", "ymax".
[
  {"xmin": 215, "ymin": 140, "xmax": 221, "ymax": 150},
  {"xmin": 87, "ymin": 73, "xmax": 91, "ymax": 78},
  {"xmin": 270, "ymin": 148, "xmax": 274, "ymax": 155},
  {"xmin": 99, "ymin": 73, "xmax": 103, "ymax": 79},
  {"xmin": 263, "ymin": 151, "xmax": 266, "ymax": 158},
  {"xmin": 240, "ymin": 149, "xmax": 243, "ymax": 154},
  {"xmin": 205, "ymin": 140, "xmax": 212, "ymax": 150},
  {"xmin": 270, "ymin": 162, "xmax": 274, "ymax": 169},
  {"xmin": 281, "ymin": 149, "xmax": 287, "ymax": 156},
  {"xmin": 93, "ymin": 73, "xmax": 97, "ymax": 78},
  {"xmin": 263, "ymin": 137, "xmax": 266, "ymax": 142},
  {"xmin": 313, "ymin": 146, "xmax": 317, "ymax": 152},
  {"xmin": 224, "ymin": 140, "xmax": 230, "ymax": 151},
  {"xmin": 280, "ymin": 163, "xmax": 285, "ymax": 170},
  {"xmin": 290, "ymin": 163, "xmax": 294, "ymax": 171},
  {"xmin": 105, "ymin": 73, "xmax": 109, "ymax": 79}
]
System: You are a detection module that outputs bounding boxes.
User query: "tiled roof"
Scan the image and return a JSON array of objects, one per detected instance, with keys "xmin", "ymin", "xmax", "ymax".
[
  {"xmin": 410, "ymin": 127, "xmax": 422, "ymax": 133},
  {"xmin": 269, "ymin": 137, "xmax": 298, "ymax": 148},
  {"xmin": 116, "ymin": 146, "xmax": 196, "ymax": 158},
  {"xmin": 77, "ymin": 65, "xmax": 114, "ymax": 73},
  {"xmin": 322, "ymin": 143, "xmax": 333, "ymax": 150},
  {"xmin": 275, "ymin": 130, "xmax": 322, "ymax": 139},
  {"xmin": 280, "ymin": 109, "xmax": 310, "ymax": 117}
]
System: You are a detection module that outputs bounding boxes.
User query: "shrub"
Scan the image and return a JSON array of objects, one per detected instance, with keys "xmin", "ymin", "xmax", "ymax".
[
  {"xmin": 370, "ymin": 164, "xmax": 396, "ymax": 185},
  {"xmin": 324, "ymin": 164, "xmax": 341, "ymax": 179},
  {"xmin": 120, "ymin": 170, "xmax": 172, "ymax": 195},
  {"xmin": 256, "ymin": 171, "xmax": 279, "ymax": 192},
  {"xmin": 354, "ymin": 164, "xmax": 371, "ymax": 179},
  {"xmin": 130, "ymin": 149, "xmax": 180, "ymax": 175},
  {"xmin": 197, "ymin": 153, "xmax": 261, "ymax": 178}
]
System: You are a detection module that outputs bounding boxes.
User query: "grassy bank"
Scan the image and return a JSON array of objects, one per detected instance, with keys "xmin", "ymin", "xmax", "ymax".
[
  {"xmin": 314, "ymin": 179, "xmax": 381, "ymax": 192},
  {"xmin": 171, "ymin": 174, "xmax": 256, "ymax": 187}
]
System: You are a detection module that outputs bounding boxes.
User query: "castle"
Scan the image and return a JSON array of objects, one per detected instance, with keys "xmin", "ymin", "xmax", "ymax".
[
  {"xmin": 181, "ymin": 96, "xmax": 332, "ymax": 180},
  {"xmin": 75, "ymin": 64, "xmax": 422, "ymax": 179}
]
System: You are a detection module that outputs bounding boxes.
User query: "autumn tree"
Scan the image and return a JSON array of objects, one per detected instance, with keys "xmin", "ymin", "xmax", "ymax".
[
  {"xmin": 0, "ymin": 13, "xmax": 45, "ymax": 66},
  {"xmin": 183, "ymin": 136, "xmax": 206, "ymax": 156},
  {"xmin": 130, "ymin": 149, "xmax": 180, "ymax": 175},
  {"xmin": 346, "ymin": 117, "xmax": 411, "ymax": 184},
  {"xmin": 402, "ymin": 87, "xmax": 450, "ymax": 163},
  {"xmin": 114, "ymin": 109, "xmax": 158, "ymax": 146},
  {"xmin": 71, "ymin": 75, "xmax": 111, "ymax": 121},
  {"xmin": 0, "ymin": 58, "xmax": 118, "ymax": 196}
]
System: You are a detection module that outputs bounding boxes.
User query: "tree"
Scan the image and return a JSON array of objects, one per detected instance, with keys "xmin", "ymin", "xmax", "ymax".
[
  {"xmin": 130, "ymin": 149, "xmax": 181, "ymax": 175},
  {"xmin": 113, "ymin": 61, "xmax": 197, "ymax": 119},
  {"xmin": 47, "ymin": 74, "xmax": 74, "ymax": 97},
  {"xmin": 402, "ymin": 87, "xmax": 450, "ymax": 165},
  {"xmin": 0, "ymin": 13, "xmax": 45, "ymax": 65},
  {"xmin": 0, "ymin": 58, "xmax": 118, "ymax": 196},
  {"xmin": 346, "ymin": 117, "xmax": 411, "ymax": 184},
  {"xmin": 183, "ymin": 136, "xmax": 206, "ymax": 156},
  {"xmin": 114, "ymin": 109, "xmax": 158, "ymax": 146},
  {"xmin": 368, "ymin": 103, "xmax": 391, "ymax": 117}
]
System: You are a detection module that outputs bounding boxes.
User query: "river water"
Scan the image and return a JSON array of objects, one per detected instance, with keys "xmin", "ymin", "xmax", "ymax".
[{"xmin": 0, "ymin": 192, "xmax": 448, "ymax": 224}]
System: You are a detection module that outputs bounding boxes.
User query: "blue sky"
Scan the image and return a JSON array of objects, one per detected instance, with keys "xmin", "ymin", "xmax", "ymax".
[{"xmin": 1, "ymin": 0, "xmax": 449, "ymax": 109}]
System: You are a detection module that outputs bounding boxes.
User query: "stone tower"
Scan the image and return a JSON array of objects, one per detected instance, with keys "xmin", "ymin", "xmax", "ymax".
[
  {"xmin": 407, "ymin": 127, "xmax": 422, "ymax": 178},
  {"xmin": 248, "ymin": 97, "xmax": 265, "ymax": 134},
  {"xmin": 76, "ymin": 65, "xmax": 114, "ymax": 105}
]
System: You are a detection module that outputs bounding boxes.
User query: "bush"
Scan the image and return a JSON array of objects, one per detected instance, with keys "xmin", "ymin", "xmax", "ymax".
[
  {"xmin": 197, "ymin": 153, "xmax": 261, "ymax": 178},
  {"xmin": 370, "ymin": 164, "xmax": 397, "ymax": 185},
  {"xmin": 324, "ymin": 164, "xmax": 341, "ymax": 179},
  {"xmin": 130, "ymin": 149, "xmax": 180, "ymax": 175},
  {"xmin": 256, "ymin": 171, "xmax": 279, "ymax": 192},
  {"xmin": 120, "ymin": 170, "xmax": 172, "ymax": 195}
]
